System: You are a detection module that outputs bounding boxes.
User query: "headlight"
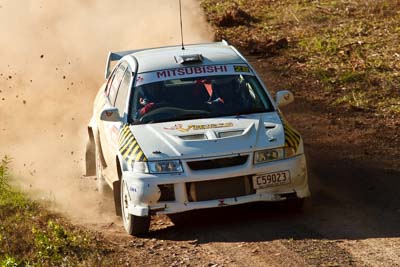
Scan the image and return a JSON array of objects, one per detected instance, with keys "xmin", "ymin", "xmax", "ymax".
[
  {"xmin": 254, "ymin": 145, "xmax": 299, "ymax": 164},
  {"xmin": 254, "ymin": 148, "xmax": 284, "ymax": 164},
  {"xmin": 148, "ymin": 160, "xmax": 183, "ymax": 174}
]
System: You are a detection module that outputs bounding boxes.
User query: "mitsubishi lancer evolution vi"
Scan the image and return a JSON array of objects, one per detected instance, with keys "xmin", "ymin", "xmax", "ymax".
[{"xmin": 85, "ymin": 40, "xmax": 310, "ymax": 236}]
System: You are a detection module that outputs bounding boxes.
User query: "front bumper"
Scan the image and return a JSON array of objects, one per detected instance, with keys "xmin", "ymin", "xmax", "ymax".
[{"xmin": 123, "ymin": 154, "xmax": 310, "ymax": 216}]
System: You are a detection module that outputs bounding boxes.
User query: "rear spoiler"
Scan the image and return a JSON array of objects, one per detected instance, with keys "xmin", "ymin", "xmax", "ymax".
[{"xmin": 104, "ymin": 49, "xmax": 139, "ymax": 79}]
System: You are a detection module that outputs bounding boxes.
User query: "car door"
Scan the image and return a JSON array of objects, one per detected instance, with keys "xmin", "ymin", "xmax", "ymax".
[
  {"xmin": 99, "ymin": 62, "xmax": 127, "ymax": 169},
  {"xmin": 115, "ymin": 67, "xmax": 133, "ymax": 122}
]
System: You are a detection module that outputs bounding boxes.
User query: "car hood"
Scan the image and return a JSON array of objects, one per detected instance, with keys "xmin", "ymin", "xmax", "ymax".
[{"xmin": 129, "ymin": 112, "xmax": 285, "ymax": 161}]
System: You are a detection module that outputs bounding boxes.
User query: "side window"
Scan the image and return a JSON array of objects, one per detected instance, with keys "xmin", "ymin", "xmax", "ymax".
[
  {"xmin": 105, "ymin": 68, "xmax": 115, "ymax": 95},
  {"xmin": 131, "ymin": 87, "xmax": 141, "ymax": 121},
  {"xmin": 115, "ymin": 70, "xmax": 132, "ymax": 118},
  {"xmin": 108, "ymin": 64, "xmax": 126, "ymax": 105}
]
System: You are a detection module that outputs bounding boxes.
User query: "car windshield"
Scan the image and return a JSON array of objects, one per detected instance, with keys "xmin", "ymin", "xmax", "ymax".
[{"xmin": 129, "ymin": 74, "xmax": 274, "ymax": 124}]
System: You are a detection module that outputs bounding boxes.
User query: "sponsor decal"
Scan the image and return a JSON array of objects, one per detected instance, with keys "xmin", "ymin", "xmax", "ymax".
[
  {"xmin": 164, "ymin": 122, "xmax": 234, "ymax": 133},
  {"xmin": 135, "ymin": 64, "xmax": 253, "ymax": 86},
  {"xmin": 233, "ymin": 65, "xmax": 250, "ymax": 73},
  {"xmin": 218, "ymin": 199, "xmax": 227, "ymax": 207},
  {"xmin": 129, "ymin": 186, "xmax": 138, "ymax": 192},
  {"xmin": 156, "ymin": 65, "xmax": 228, "ymax": 79},
  {"xmin": 110, "ymin": 125, "xmax": 119, "ymax": 146}
]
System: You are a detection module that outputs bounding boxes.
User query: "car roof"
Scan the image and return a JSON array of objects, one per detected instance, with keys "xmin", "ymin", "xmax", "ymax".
[{"xmin": 128, "ymin": 42, "xmax": 248, "ymax": 73}]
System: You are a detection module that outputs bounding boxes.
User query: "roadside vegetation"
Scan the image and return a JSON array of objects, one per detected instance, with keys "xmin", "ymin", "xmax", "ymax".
[
  {"xmin": 0, "ymin": 156, "xmax": 113, "ymax": 266},
  {"xmin": 201, "ymin": 0, "xmax": 400, "ymax": 118}
]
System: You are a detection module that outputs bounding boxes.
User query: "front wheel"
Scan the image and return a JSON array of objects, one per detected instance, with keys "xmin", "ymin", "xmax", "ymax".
[{"xmin": 121, "ymin": 179, "xmax": 150, "ymax": 236}]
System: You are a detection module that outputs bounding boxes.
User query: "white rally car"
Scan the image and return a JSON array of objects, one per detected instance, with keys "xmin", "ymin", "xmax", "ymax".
[{"xmin": 85, "ymin": 41, "xmax": 310, "ymax": 235}]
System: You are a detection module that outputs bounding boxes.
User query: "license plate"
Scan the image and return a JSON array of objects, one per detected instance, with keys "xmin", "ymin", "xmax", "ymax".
[{"xmin": 252, "ymin": 170, "xmax": 291, "ymax": 189}]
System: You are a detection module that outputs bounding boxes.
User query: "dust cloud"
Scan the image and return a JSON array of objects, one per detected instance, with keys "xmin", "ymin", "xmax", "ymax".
[{"xmin": 0, "ymin": 0, "xmax": 212, "ymax": 222}]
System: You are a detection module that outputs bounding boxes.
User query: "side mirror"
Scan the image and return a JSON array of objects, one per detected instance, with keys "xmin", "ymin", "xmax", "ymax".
[
  {"xmin": 100, "ymin": 107, "xmax": 121, "ymax": 122},
  {"xmin": 276, "ymin": 90, "xmax": 294, "ymax": 107}
]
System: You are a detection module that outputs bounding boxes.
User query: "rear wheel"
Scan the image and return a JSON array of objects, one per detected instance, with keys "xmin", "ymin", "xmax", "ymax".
[{"xmin": 121, "ymin": 179, "xmax": 150, "ymax": 236}]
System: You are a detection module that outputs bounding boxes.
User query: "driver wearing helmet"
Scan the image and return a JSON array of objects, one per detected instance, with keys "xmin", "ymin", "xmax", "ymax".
[{"xmin": 135, "ymin": 82, "xmax": 165, "ymax": 118}]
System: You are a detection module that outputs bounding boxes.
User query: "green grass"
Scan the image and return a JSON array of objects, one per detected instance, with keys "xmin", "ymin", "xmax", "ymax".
[
  {"xmin": 201, "ymin": 0, "xmax": 400, "ymax": 116},
  {"xmin": 299, "ymin": 36, "xmax": 340, "ymax": 56},
  {"xmin": 0, "ymin": 156, "xmax": 28, "ymax": 208},
  {"xmin": 0, "ymin": 156, "xmax": 114, "ymax": 266},
  {"xmin": 335, "ymin": 91, "xmax": 372, "ymax": 110}
]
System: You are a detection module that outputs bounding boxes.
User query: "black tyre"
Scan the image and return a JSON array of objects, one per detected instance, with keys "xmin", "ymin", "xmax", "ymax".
[{"xmin": 121, "ymin": 179, "xmax": 150, "ymax": 236}]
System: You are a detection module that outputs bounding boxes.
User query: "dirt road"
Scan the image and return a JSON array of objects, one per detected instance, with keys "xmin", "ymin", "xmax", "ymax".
[{"xmin": 1, "ymin": 1, "xmax": 400, "ymax": 266}]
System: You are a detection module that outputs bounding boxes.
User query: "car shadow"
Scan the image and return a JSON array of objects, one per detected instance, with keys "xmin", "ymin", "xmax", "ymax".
[
  {"xmin": 147, "ymin": 163, "xmax": 400, "ymax": 244},
  {"xmin": 149, "ymin": 201, "xmax": 320, "ymax": 242}
]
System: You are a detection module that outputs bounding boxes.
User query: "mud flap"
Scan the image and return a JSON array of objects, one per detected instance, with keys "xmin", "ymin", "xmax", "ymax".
[
  {"xmin": 113, "ymin": 180, "xmax": 122, "ymax": 216},
  {"xmin": 85, "ymin": 130, "xmax": 96, "ymax": 176}
]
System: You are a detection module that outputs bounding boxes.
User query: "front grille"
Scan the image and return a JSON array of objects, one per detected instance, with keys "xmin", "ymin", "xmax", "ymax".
[
  {"xmin": 186, "ymin": 176, "xmax": 255, "ymax": 202},
  {"xmin": 158, "ymin": 184, "xmax": 175, "ymax": 201},
  {"xmin": 187, "ymin": 155, "xmax": 248, "ymax": 171}
]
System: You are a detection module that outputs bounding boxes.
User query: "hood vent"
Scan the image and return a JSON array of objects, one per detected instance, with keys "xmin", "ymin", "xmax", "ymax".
[
  {"xmin": 265, "ymin": 124, "xmax": 276, "ymax": 130},
  {"xmin": 179, "ymin": 130, "xmax": 244, "ymax": 140},
  {"xmin": 217, "ymin": 130, "xmax": 244, "ymax": 138},
  {"xmin": 179, "ymin": 134, "xmax": 207, "ymax": 140}
]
